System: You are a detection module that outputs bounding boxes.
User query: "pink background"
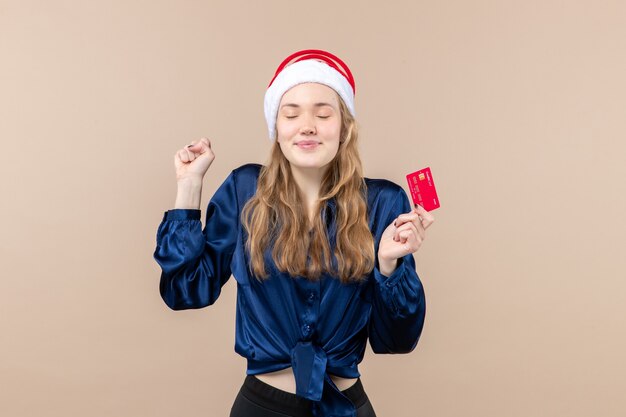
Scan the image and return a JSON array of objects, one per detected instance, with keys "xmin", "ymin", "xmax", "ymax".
[{"xmin": 1, "ymin": 1, "xmax": 625, "ymax": 416}]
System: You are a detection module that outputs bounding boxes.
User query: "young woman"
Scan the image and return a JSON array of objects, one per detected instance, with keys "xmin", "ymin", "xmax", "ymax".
[{"xmin": 154, "ymin": 49, "xmax": 434, "ymax": 417}]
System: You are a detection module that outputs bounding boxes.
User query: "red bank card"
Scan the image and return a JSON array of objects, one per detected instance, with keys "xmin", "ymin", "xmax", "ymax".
[{"xmin": 406, "ymin": 167, "xmax": 440, "ymax": 212}]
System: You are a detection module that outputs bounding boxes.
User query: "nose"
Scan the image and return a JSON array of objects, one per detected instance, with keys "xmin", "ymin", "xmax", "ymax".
[
  {"xmin": 300, "ymin": 126, "xmax": 315, "ymax": 135},
  {"xmin": 299, "ymin": 114, "xmax": 317, "ymax": 135}
]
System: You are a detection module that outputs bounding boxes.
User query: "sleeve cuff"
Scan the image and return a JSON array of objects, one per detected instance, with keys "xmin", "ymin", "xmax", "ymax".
[
  {"xmin": 373, "ymin": 256, "xmax": 407, "ymax": 288},
  {"xmin": 163, "ymin": 209, "xmax": 201, "ymax": 221}
]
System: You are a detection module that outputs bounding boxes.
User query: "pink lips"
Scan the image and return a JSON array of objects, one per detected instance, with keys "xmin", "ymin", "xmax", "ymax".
[{"xmin": 296, "ymin": 140, "xmax": 320, "ymax": 149}]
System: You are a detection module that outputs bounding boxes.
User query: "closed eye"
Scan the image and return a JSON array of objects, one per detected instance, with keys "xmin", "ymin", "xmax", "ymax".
[{"xmin": 285, "ymin": 116, "xmax": 330, "ymax": 119}]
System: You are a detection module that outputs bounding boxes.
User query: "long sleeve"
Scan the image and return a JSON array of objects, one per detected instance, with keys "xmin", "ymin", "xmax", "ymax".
[
  {"xmin": 153, "ymin": 169, "xmax": 240, "ymax": 310},
  {"xmin": 368, "ymin": 187, "xmax": 427, "ymax": 354}
]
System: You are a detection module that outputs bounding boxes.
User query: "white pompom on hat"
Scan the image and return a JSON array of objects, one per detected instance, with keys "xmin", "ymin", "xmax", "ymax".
[{"xmin": 264, "ymin": 49, "xmax": 356, "ymax": 141}]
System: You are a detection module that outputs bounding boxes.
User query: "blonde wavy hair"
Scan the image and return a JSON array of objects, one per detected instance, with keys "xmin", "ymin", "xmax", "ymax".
[{"xmin": 241, "ymin": 93, "xmax": 375, "ymax": 284}]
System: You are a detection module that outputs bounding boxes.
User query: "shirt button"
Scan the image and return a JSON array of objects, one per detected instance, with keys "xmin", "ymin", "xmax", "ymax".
[
  {"xmin": 308, "ymin": 292, "xmax": 315, "ymax": 301},
  {"xmin": 302, "ymin": 323, "xmax": 312, "ymax": 334}
]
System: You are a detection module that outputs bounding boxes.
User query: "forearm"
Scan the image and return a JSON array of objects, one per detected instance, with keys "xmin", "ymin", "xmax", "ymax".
[
  {"xmin": 378, "ymin": 257, "xmax": 398, "ymax": 277},
  {"xmin": 174, "ymin": 178, "xmax": 203, "ymax": 209}
]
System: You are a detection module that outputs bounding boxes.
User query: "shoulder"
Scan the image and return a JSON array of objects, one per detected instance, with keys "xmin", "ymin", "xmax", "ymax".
[
  {"xmin": 232, "ymin": 163, "xmax": 263, "ymax": 179},
  {"xmin": 364, "ymin": 177, "xmax": 411, "ymax": 226},
  {"xmin": 364, "ymin": 176, "xmax": 405, "ymax": 202},
  {"xmin": 228, "ymin": 163, "xmax": 263, "ymax": 189},
  {"xmin": 227, "ymin": 163, "xmax": 264, "ymax": 199}
]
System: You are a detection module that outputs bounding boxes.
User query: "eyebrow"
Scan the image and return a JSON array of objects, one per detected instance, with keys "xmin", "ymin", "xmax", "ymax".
[{"xmin": 280, "ymin": 102, "xmax": 335, "ymax": 109}]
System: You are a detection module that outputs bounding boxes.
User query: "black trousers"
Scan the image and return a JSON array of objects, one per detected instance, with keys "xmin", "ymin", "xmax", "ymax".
[{"xmin": 230, "ymin": 374, "xmax": 377, "ymax": 417}]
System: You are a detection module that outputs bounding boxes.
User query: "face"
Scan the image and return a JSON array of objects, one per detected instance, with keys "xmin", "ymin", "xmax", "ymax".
[{"xmin": 275, "ymin": 82, "xmax": 342, "ymax": 174}]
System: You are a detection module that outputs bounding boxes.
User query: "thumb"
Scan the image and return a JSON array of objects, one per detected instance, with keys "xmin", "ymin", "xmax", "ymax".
[{"xmin": 187, "ymin": 138, "xmax": 210, "ymax": 153}]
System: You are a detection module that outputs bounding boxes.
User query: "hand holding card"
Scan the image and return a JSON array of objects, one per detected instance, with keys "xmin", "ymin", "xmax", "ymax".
[{"xmin": 378, "ymin": 167, "xmax": 438, "ymax": 263}]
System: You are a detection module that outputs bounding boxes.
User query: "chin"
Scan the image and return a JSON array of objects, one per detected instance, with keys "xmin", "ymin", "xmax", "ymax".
[{"xmin": 293, "ymin": 162, "xmax": 323, "ymax": 169}]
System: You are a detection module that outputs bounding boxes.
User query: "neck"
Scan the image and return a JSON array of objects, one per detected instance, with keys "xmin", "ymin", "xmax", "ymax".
[{"xmin": 289, "ymin": 164, "xmax": 328, "ymax": 210}]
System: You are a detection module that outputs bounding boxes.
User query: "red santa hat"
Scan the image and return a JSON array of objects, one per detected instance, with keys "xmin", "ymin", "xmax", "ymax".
[{"xmin": 264, "ymin": 49, "xmax": 356, "ymax": 141}]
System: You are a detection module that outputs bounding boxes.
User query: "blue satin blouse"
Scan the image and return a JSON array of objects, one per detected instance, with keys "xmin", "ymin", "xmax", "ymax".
[{"xmin": 153, "ymin": 163, "xmax": 426, "ymax": 417}]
